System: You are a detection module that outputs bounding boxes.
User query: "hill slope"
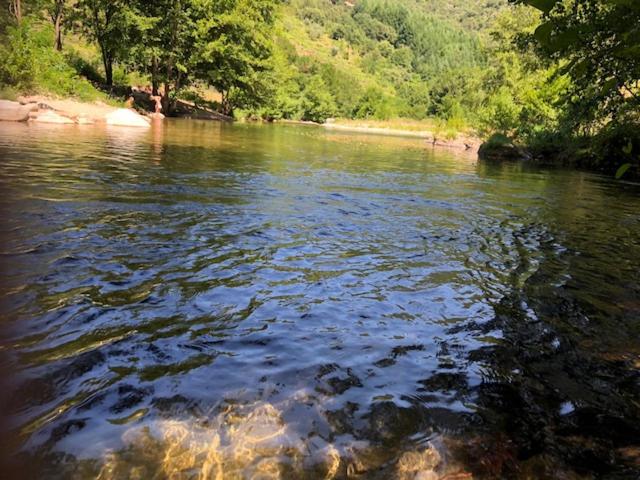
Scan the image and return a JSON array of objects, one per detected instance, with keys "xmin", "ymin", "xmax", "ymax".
[{"xmin": 256, "ymin": 0, "xmax": 507, "ymax": 122}]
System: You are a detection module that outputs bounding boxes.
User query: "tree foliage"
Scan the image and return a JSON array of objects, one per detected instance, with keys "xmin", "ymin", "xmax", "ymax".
[{"xmin": 514, "ymin": 0, "xmax": 640, "ymax": 130}]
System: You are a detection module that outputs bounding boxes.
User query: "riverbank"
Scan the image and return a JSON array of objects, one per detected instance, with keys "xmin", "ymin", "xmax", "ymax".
[
  {"xmin": 325, "ymin": 120, "xmax": 481, "ymax": 151},
  {"xmin": 0, "ymin": 96, "xmax": 155, "ymax": 127},
  {"xmin": 276, "ymin": 118, "xmax": 482, "ymax": 152},
  {"xmin": 478, "ymin": 131, "xmax": 640, "ymax": 179},
  {"xmin": 0, "ymin": 95, "xmax": 482, "ymax": 151},
  {"xmin": 0, "ymin": 94, "xmax": 236, "ymax": 126}
]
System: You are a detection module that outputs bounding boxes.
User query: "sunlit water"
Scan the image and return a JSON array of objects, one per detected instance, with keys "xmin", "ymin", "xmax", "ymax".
[{"xmin": 0, "ymin": 120, "xmax": 639, "ymax": 479}]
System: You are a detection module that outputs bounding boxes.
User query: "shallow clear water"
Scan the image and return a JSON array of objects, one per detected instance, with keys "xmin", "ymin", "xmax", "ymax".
[{"xmin": 0, "ymin": 120, "xmax": 639, "ymax": 479}]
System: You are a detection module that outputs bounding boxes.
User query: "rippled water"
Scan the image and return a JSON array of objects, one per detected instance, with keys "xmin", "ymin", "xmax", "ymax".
[{"xmin": 1, "ymin": 120, "xmax": 639, "ymax": 479}]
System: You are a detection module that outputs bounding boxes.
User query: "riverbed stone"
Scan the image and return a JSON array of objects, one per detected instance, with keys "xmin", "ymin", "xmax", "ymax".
[
  {"xmin": 0, "ymin": 99, "xmax": 38, "ymax": 122},
  {"xmin": 105, "ymin": 108, "xmax": 151, "ymax": 128}
]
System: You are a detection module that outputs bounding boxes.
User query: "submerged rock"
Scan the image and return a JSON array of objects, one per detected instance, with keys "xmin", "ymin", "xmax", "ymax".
[
  {"xmin": 105, "ymin": 108, "xmax": 151, "ymax": 128},
  {"xmin": 0, "ymin": 99, "xmax": 38, "ymax": 122},
  {"xmin": 396, "ymin": 447, "xmax": 442, "ymax": 480}
]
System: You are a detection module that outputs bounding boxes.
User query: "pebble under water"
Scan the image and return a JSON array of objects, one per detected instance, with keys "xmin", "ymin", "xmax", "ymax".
[{"xmin": 0, "ymin": 120, "xmax": 639, "ymax": 479}]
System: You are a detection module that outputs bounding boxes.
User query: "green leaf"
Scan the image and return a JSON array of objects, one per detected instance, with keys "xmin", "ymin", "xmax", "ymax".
[
  {"xmin": 600, "ymin": 77, "xmax": 618, "ymax": 97},
  {"xmin": 612, "ymin": 44, "xmax": 640, "ymax": 59},
  {"xmin": 622, "ymin": 140, "xmax": 633, "ymax": 155},
  {"xmin": 605, "ymin": 0, "xmax": 640, "ymax": 8},
  {"xmin": 534, "ymin": 22, "xmax": 553, "ymax": 45},
  {"xmin": 548, "ymin": 28, "xmax": 579, "ymax": 53},
  {"xmin": 523, "ymin": 0, "xmax": 560, "ymax": 14},
  {"xmin": 571, "ymin": 59, "xmax": 589, "ymax": 79},
  {"xmin": 615, "ymin": 163, "xmax": 632, "ymax": 179}
]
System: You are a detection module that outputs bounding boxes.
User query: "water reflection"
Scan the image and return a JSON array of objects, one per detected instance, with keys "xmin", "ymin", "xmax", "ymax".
[{"xmin": 0, "ymin": 121, "xmax": 639, "ymax": 478}]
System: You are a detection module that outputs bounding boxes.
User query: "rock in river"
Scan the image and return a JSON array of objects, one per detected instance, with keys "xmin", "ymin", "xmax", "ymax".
[
  {"xmin": 105, "ymin": 108, "xmax": 151, "ymax": 128},
  {"xmin": 0, "ymin": 100, "xmax": 38, "ymax": 122}
]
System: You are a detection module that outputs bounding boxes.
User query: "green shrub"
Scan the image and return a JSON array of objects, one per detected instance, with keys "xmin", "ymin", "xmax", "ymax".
[
  {"xmin": 0, "ymin": 21, "xmax": 106, "ymax": 102},
  {"xmin": 300, "ymin": 75, "xmax": 337, "ymax": 123},
  {"xmin": 0, "ymin": 22, "xmax": 36, "ymax": 90},
  {"xmin": 352, "ymin": 87, "xmax": 398, "ymax": 120}
]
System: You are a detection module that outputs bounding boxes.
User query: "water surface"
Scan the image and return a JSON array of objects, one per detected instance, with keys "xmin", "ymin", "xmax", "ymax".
[{"xmin": 1, "ymin": 121, "xmax": 639, "ymax": 479}]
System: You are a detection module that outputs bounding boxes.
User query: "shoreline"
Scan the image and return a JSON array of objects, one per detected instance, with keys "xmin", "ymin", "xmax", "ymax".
[
  {"xmin": 0, "ymin": 96, "xmax": 156, "ymax": 127},
  {"xmin": 275, "ymin": 119, "xmax": 482, "ymax": 152},
  {"xmin": 323, "ymin": 123, "xmax": 481, "ymax": 152},
  {"xmin": 1, "ymin": 96, "xmax": 480, "ymax": 153}
]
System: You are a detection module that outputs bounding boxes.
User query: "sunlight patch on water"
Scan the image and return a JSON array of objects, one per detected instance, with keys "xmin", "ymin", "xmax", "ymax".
[{"xmin": 91, "ymin": 400, "xmax": 466, "ymax": 480}]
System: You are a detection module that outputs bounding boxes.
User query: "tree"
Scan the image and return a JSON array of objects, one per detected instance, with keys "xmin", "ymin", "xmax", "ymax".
[
  {"xmin": 129, "ymin": 0, "xmax": 195, "ymax": 110},
  {"xmin": 514, "ymin": 0, "xmax": 640, "ymax": 131},
  {"xmin": 75, "ymin": 0, "xmax": 138, "ymax": 86},
  {"xmin": 300, "ymin": 75, "xmax": 337, "ymax": 122},
  {"xmin": 9, "ymin": 0, "xmax": 21, "ymax": 24},
  {"xmin": 47, "ymin": 0, "xmax": 66, "ymax": 50},
  {"xmin": 190, "ymin": 0, "xmax": 281, "ymax": 116}
]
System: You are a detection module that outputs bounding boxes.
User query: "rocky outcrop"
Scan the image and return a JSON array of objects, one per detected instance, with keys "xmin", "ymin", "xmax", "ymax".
[
  {"xmin": 478, "ymin": 141, "xmax": 532, "ymax": 161},
  {"xmin": 105, "ymin": 108, "xmax": 151, "ymax": 128},
  {"xmin": 0, "ymin": 100, "xmax": 38, "ymax": 122}
]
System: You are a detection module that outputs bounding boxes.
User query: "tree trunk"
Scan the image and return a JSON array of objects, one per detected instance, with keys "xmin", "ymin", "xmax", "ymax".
[
  {"xmin": 54, "ymin": 14, "xmax": 63, "ymax": 51},
  {"xmin": 102, "ymin": 51, "xmax": 113, "ymax": 87},
  {"xmin": 221, "ymin": 92, "xmax": 233, "ymax": 117},
  {"xmin": 151, "ymin": 57, "xmax": 159, "ymax": 96},
  {"xmin": 10, "ymin": 0, "xmax": 22, "ymax": 23},
  {"xmin": 162, "ymin": 82, "xmax": 171, "ymax": 116},
  {"xmin": 174, "ymin": 71, "xmax": 182, "ymax": 101},
  {"xmin": 163, "ymin": 51, "xmax": 174, "ymax": 115}
]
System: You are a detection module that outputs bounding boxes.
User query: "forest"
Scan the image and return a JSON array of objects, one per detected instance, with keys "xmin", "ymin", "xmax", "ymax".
[{"xmin": 0, "ymin": 0, "xmax": 639, "ymax": 174}]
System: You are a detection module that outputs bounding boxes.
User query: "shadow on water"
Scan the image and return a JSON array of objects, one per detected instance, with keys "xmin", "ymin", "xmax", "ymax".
[{"xmin": 0, "ymin": 121, "xmax": 640, "ymax": 479}]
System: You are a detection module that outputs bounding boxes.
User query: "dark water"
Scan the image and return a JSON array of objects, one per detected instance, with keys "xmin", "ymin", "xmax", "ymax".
[{"xmin": 0, "ymin": 120, "xmax": 639, "ymax": 479}]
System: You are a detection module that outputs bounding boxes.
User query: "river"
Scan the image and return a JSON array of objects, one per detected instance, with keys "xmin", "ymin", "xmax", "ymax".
[{"xmin": 0, "ymin": 120, "xmax": 639, "ymax": 479}]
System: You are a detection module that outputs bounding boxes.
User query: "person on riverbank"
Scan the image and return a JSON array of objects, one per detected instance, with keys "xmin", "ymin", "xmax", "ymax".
[{"xmin": 151, "ymin": 95, "xmax": 162, "ymax": 114}]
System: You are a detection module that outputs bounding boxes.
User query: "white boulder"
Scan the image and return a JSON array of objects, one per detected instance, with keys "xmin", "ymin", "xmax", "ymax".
[
  {"xmin": 105, "ymin": 108, "xmax": 151, "ymax": 128},
  {"xmin": 31, "ymin": 109, "xmax": 75, "ymax": 124}
]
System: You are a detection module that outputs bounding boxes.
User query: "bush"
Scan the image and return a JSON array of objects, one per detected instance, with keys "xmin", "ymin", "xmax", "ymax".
[
  {"xmin": 300, "ymin": 75, "xmax": 337, "ymax": 123},
  {"xmin": 0, "ymin": 21, "xmax": 106, "ymax": 102},
  {"xmin": 0, "ymin": 22, "xmax": 36, "ymax": 90},
  {"xmin": 352, "ymin": 87, "xmax": 398, "ymax": 120}
]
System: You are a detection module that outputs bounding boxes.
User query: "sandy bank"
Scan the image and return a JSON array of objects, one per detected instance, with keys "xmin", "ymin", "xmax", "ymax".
[
  {"xmin": 274, "ymin": 118, "xmax": 481, "ymax": 152},
  {"xmin": 323, "ymin": 123, "xmax": 481, "ymax": 152}
]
